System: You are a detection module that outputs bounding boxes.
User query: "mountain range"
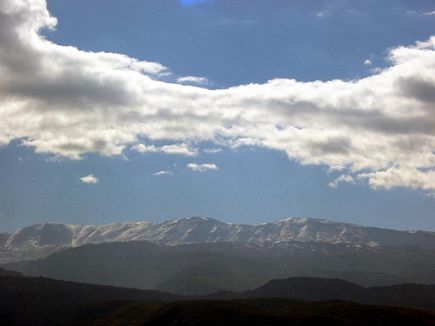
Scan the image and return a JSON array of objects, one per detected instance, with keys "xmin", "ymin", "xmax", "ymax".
[
  {"xmin": 4, "ymin": 216, "xmax": 435, "ymax": 324},
  {"xmin": 3, "ymin": 216, "xmax": 435, "ymax": 263},
  {"xmin": 5, "ymin": 239, "xmax": 435, "ymax": 294}
]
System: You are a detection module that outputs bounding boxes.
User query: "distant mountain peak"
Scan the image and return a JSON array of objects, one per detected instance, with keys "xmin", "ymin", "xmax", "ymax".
[{"xmin": 3, "ymin": 216, "xmax": 435, "ymax": 263}]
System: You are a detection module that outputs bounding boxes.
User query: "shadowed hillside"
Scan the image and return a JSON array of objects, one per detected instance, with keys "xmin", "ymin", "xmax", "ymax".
[
  {"xmin": 0, "ymin": 275, "xmax": 179, "ymax": 326},
  {"xmin": 3, "ymin": 274, "xmax": 435, "ymax": 325},
  {"xmin": 6, "ymin": 240, "xmax": 435, "ymax": 294}
]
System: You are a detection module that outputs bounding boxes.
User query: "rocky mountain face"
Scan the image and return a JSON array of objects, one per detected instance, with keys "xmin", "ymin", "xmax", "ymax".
[{"xmin": 2, "ymin": 216, "xmax": 435, "ymax": 263}]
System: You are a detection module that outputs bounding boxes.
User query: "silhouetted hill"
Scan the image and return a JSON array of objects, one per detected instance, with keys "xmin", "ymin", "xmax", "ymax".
[
  {"xmin": 208, "ymin": 276, "xmax": 435, "ymax": 312},
  {"xmin": 0, "ymin": 275, "xmax": 179, "ymax": 326},
  {"xmin": 245, "ymin": 277, "xmax": 369, "ymax": 301},
  {"xmin": 3, "ymin": 274, "xmax": 435, "ymax": 325},
  {"xmin": 0, "ymin": 267, "xmax": 21, "ymax": 277},
  {"xmin": 142, "ymin": 299, "xmax": 435, "ymax": 326}
]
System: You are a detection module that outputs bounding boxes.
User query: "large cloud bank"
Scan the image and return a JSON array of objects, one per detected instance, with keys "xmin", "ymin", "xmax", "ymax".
[{"xmin": 1, "ymin": 0, "xmax": 435, "ymax": 191}]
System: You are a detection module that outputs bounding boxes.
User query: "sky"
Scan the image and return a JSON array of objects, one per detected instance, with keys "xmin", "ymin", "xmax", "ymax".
[{"xmin": 0, "ymin": 0, "xmax": 435, "ymax": 232}]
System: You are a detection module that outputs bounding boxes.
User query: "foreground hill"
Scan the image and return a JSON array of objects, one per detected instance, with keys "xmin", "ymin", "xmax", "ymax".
[
  {"xmin": 212, "ymin": 277, "xmax": 435, "ymax": 312},
  {"xmin": 3, "ymin": 275, "xmax": 435, "ymax": 325},
  {"xmin": 5, "ymin": 240, "xmax": 435, "ymax": 294},
  {"xmin": 141, "ymin": 299, "xmax": 435, "ymax": 326},
  {"xmin": 3, "ymin": 216, "xmax": 435, "ymax": 263},
  {"xmin": 0, "ymin": 267, "xmax": 21, "ymax": 277},
  {"xmin": 0, "ymin": 275, "xmax": 178, "ymax": 326}
]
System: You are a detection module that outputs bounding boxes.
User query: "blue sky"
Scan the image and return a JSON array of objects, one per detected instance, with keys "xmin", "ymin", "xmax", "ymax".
[{"xmin": 0, "ymin": 0, "xmax": 434, "ymax": 231}]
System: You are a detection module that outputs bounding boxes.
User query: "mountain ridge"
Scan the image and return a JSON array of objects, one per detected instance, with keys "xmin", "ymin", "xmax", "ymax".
[{"xmin": 3, "ymin": 216, "xmax": 435, "ymax": 263}]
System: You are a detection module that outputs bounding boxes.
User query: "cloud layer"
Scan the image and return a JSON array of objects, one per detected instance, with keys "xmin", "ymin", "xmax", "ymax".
[{"xmin": 1, "ymin": 0, "xmax": 435, "ymax": 192}]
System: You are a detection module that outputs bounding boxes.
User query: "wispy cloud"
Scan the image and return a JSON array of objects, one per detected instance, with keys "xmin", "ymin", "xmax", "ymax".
[
  {"xmin": 177, "ymin": 76, "xmax": 208, "ymax": 86},
  {"xmin": 132, "ymin": 143, "xmax": 197, "ymax": 156},
  {"xmin": 153, "ymin": 170, "xmax": 173, "ymax": 176},
  {"xmin": 80, "ymin": 174, "xmax": 99, "ymax": 184},
  {"xmin": 316, "ymin": 11, "xmax": 326, "ymax": 18},
  {"xmin": 423, "ymin": 10, "xmax": 435, "ymax": 17},
  {"xmin": 203, "ymin": 148, "xmax": 222, "ymax": 154},
  {"xmin": 329, "ymin": 175, "xmax": 354, "ymax": 188},
  {"xmin": 187, "ymin": 163, "xmax": 218, "ymax": 172}
]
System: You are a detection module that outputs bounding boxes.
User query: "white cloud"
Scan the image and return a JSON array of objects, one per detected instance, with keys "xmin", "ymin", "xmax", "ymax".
[
  {"xmin": 132, "ymin": 143, "xmax": 197, "ymax": 156},
  {"xmin": 160, "ymin": 144, "xmax": 198, "ymax": 156},
  {"xmin": 131, "ymin": 144, "xmax": 159, "ymax": 154},
  {"xmin": 153, "ymin": 170, "xmax": 173, "ymax": 176},
  {"xmin": 364, "ymin": 59, "xmax": 372, "ymax": 66},
  {"xmin": 177, "ymin": 76, "xmax": 209, "ymax": 86},
  {"xmin": 1, "ymin": 0, "xmax": 435, "ymax": 193},
  {"xmin": 359, "ymin": 168, "xmax": 435, "ymax": 190},
  {"xmin": 187, "ymin": 163, "xmax": 218, "ymax": 172},
  {"xmin": 423, "ymin": 11, "xmax": 435, "ymax": 17},
  {"xmin": 80, "ymin": 174, "xmax": 98, "ymax": 184},
  {"xmin": 329, "ymin": 175, "xmax": 354, "ymax": 188}
]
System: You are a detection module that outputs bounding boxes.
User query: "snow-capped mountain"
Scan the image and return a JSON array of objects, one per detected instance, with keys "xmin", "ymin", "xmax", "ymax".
[{"xmin": 2, "ymin": 216, "xmax": 435, "ymax": 263}]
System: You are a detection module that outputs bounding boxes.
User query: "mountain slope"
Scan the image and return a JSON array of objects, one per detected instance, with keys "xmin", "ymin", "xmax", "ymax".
[
  {"xmin": 3, "ymin": 216, "xmax": 435, "ymax": 263},
  {"xmin": 4, "ymin": 241, "xmax": 276, "ymax": 293},
  {"xmin": 6, "ymin": 240, "xmax": 435, "ymax": 294}
]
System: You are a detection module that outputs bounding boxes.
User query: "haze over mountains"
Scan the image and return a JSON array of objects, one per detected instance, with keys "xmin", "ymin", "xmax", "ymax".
[
  {"xmin": 5, "ymin": 236, "xmax": 435, "ymax": 294},
  {"xmin": 3, "ymin": 216, "xmax": 435, "ymax": 264}
]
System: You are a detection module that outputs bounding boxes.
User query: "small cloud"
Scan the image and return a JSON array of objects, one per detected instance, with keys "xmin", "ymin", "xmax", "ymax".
[
  {"xmin": 131, "ymin": 144, "xmax": 158, "ymax": 153},
  {"xmin": 422, "ymin": 10, "xmax": 435, "ymax": 16},
  {"xmin": 132, "ymin": 143, "xmax": 197, "ymax": 156},
  {"xmin": 129, "ymin": 61, "xmax": 170, "ymax": 77},
  {"xmin": 80, "ymin": 174, "xmax": 99, "ymax": 184},
  {"xmin": 329, "ymin": 175, "xmax": 354, "ymax": 188},
  {"xmin": 316, "ymin": 11, "xmax": 326, "ymax": 17},
  {"xmin": 44, "ymin": 155, "xmax": 64, "ymax": 163},
  {"xmin": 187, "ymin": 163, "xmax": 218, "ymax": 172},
  {"xmin": 364, "ymin": 59, "xmax": 372, "ymax": 66},
  {"xmin": 161, "ymin": 144, "xmax": 198, "ymax": 156},
  {"xmin": 203, "ymin": 148, "xmax": 222, "ymax": 154},
  {"xmin": 202, "ymin": 148, "xmax": 222, "ymax": 154},
  {"xmin": 426, "ymin": 192, "xmax": 435, "ymax": 199},
  {"xmin": 177, "ymin": 76, "xmax": 209, "ymax": 86},
  {"xmin": 153, "ymin": 170, "xmax": 173, "ymax": 176}
]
